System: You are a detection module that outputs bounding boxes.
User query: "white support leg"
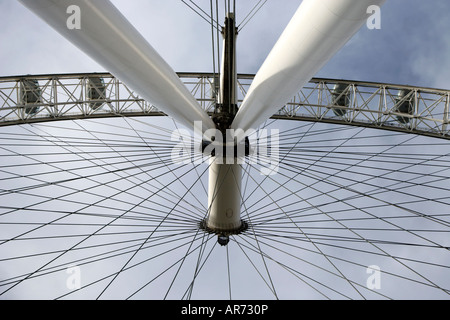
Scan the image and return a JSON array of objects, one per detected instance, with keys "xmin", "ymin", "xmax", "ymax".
[{"xmin": 206, "ymin": 158, "xmax": 242, "ymax": 233}]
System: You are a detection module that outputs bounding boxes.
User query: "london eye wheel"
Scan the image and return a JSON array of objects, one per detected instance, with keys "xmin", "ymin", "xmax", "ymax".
[{"xmin": 0, "ymin": 0, "xmax": 449, "ymax": 300}]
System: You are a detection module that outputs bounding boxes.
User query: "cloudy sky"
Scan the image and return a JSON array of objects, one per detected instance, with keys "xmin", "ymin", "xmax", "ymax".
[
  {"xmin": 0, "ymin": 0, "xmax": 449, "ymax": 300},
  {"xmin": 1, "ymin": 0, "xmax": 450, "ymax": 91}
]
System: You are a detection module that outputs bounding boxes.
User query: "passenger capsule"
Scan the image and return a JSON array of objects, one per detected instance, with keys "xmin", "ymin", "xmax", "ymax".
[
  {"xmin": 395, "ymin": 89, "xmax": 414, "ymax": 124},
  {"xmin": 19, "ymin": 79, "xmax": 41, "ymax": 115},
  {"xmin": 87, "ymin": 77, "xmax": 106, "ymax": 110},
  {"xmin": 331, "ymin": 83, "xmax": 350, "ymax": 116}
]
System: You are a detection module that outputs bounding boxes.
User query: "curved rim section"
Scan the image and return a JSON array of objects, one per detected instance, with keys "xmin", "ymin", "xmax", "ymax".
[{"xmin": 1, "ymin": 72, "xmax": 449, "ymax": 139}]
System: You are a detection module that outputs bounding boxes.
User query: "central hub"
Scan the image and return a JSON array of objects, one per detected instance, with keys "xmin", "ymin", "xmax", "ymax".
[
  {"xmin": 199, "ymin": 219, "xmax": 249, "ymax": 246},
  {"xmin": 199, "ymin": 219, "xmax": 249, "ymax": 236},
  {"xmin": 206, "ymin": 159, "xmax": 242, "ymax": 229}
]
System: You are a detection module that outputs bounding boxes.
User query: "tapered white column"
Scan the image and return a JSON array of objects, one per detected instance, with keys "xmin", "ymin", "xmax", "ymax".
[
  {"xmin": 232, "ymin": 0, "xmax": 387, "ymax": 133},
  {"xmin": 18, "ymin": 0, "xmax": 216, "ymax": 133}
]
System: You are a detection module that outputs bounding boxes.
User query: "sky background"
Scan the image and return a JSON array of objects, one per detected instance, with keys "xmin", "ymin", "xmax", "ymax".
[
  {"xmin": 0, "ymin": 0, "xmax": 449, "ymax": 300},
  {"xmin": 1, "ymin": 0, "xmax": 450, "ymax": 91}
]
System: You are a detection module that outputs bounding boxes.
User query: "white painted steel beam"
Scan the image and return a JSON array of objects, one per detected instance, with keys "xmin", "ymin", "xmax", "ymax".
[
  {"xmin": 206, "ymin": 14, "xmax": 244, "ymax": 236},
  {"xmin": 206, "ymin": 160, "xmax": 243, "ymax": 233},
  {"xmin": 18, "ymin": 0, "xmax": 216, "ymax": 133},
  {"xmin": 232, "ymin": 0, "xmax": 387, "ymax": 133}
]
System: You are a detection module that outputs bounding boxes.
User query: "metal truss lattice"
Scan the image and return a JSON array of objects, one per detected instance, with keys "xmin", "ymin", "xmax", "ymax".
[{"xmin": 1, "ymin": 73, "xmax": 449, "ymax": 139}]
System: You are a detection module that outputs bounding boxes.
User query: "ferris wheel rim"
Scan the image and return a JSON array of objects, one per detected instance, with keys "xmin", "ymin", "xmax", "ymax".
[{"xmin": 1, "ymin": 72, "xmax": 449, "ymax": 141}]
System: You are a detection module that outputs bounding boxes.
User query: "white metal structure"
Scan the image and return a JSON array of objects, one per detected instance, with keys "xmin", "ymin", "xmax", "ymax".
[
  {"xmin": 1, "ymin": 0, "xmax": 449, "ymax": 300},
  {"xmin": 232, "ymin": 0, "xmax": 386, "ymax": 132},
  {"xmin": 17, "ymin": 0, "xmax": 216, "ymax": 134}
]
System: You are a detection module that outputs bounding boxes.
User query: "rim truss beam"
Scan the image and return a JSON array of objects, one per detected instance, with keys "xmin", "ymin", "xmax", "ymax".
[{"xmin": 0, "ymin": 73, "xmax": 449, "ymax": 139}]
